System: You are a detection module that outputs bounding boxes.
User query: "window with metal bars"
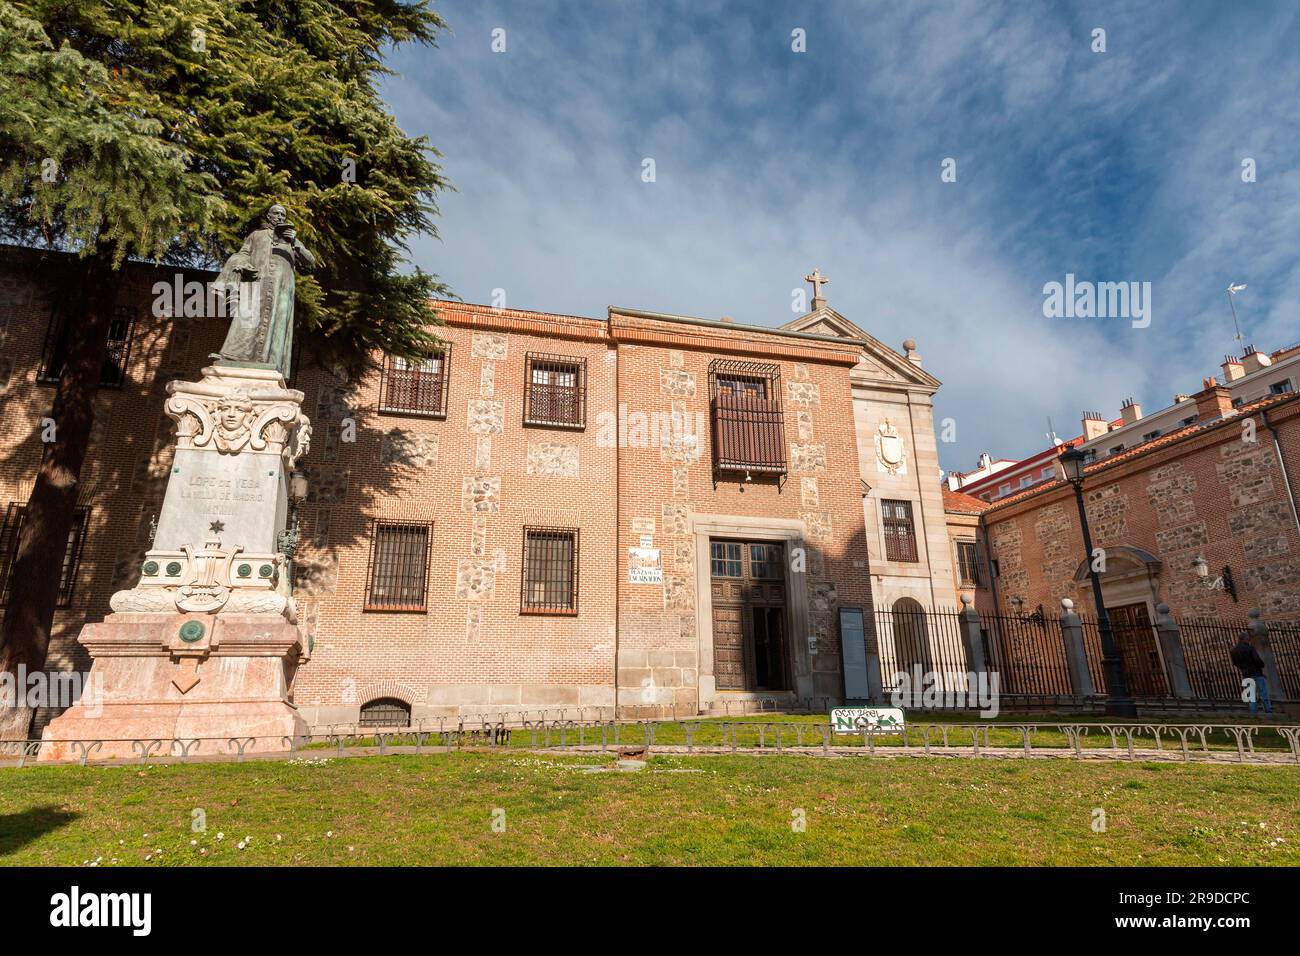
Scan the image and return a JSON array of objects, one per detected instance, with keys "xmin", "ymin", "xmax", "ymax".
[
  {"xmin": 524, "ymin": 353, "xmax": 586, "ymax": 428},
  {"xmin": 38, "ymin": 306, "xmax": 135, "ymax": 388},
  {"xmin": 363, "ymin": 520, "xmax": 431, "ymax": 611},
  {"xmin": 956, "ymin": 540, "xmax": 983, "ymax": 587},
  {"xmin": 0, "ymin": 503, "xmax": 90, "ymax": 607},
  {"xmin": 378, "ymin": 349, "xmax": 449, "ymax": 417},
  {"xmin": 358, "ymin": 698, "xmax": 411, "ymax": 728},
  {"xmin": 708, "ymin": 360, "xmax": 786, "ymax": 476},
  {"xmin": 521, "ymin": 527, "xmax": 578, "ymax": 614},
  {"xmin": 881, "ymin": 499, "xmax": 919, "ymax": 563}
]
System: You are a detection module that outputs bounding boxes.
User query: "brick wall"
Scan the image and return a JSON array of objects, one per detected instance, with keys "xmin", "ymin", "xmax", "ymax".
[
  {"xmin": 1, "ymin": 254, "xmax": 878, "ymax": 726},
  {"xmin": 981, "ymin": 399, "xmax": 1300, "ymax": 625}
]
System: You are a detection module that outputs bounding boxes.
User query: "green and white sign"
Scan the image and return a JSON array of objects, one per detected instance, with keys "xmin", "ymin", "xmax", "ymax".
[{"xmin": 830, "ymin": 707, "xmax": 905, "ymax": 734}]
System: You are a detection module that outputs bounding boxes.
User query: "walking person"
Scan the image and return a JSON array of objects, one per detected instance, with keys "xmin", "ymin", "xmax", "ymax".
[{"xmin": 1230, "ymin": 631, "xmax": 1272, "ymax": 716}]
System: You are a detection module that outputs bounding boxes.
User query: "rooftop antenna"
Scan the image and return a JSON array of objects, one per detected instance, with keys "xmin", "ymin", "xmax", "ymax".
[
  {"xmin": 1226, "ymin": 282, "xmax": 1247, "ymax": 346},
  {"xmin": 1046, "ymin": 417, "xmax": 1060, "ymax": 446}
]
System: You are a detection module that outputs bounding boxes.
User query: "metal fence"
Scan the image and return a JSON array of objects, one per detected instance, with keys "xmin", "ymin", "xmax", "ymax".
[
  {"xmin": 6, "ymin": 718, "xmax": 1299, "ymax": 768},
  {"xmin": 870, "ymin": 601, "xmax": 1299, "ymax": 707},
  {"xmin": 872, "ymin": 605, "xmax": 971, "ymax": 694}
]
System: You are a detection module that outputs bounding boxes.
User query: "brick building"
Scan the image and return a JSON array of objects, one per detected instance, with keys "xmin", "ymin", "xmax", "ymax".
[
  {"xmin": 3, "ymin": 250, "xmax": 977, "ymax": 727},
  {"xmin": 980, "ymin": 377, "xmax": 1300, "ymax": 634}
]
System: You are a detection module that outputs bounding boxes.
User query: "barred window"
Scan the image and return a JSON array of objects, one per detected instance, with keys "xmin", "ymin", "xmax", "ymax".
[
  {"xmin": 708, "ymin": 360, "xmax": 786, "ymax": 477},
  {"xmin": 38, "ymin": 306, "xmax": 135, "ymax": 388},
  {"xmin": 521, "ymin": 527, "xmax": 578, "ymax": 614},
  {"xmin": 956, "ymin": 540, "xmax": 982, "ymax": 587},
  {"xmin": 0, "ymin": 503, "xmax": 89, "ymax": 607},
  {"xmin": 379, "ymin": 349, "xmax": 449, "ymax": 417},
  {"xmin": 881, "ymin": 499, "xmax": 919, "ymax": 563},
  {"xmin": 711, "ymin": 541, "xmax": 742, "ymax": 577},
  {"xmin": 364, "ymin": 520, "xmax": 431, "ymax": 611},
  {"xmin": 358, "ymin": 698, "xmax": 411, "ymax": 728},
  {"xmin": 524, "ymin": 353, "xmax": 586, "ymax": 428}
]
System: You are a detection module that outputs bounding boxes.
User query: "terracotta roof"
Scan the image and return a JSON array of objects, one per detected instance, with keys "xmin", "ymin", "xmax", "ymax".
[
  {"xmin": 985, "ymin": 391, "xmax": 1298, "ymax": 512},
  {"xmin": 942, "ymin": 488, "xmax": 991, "ymax": 514}
]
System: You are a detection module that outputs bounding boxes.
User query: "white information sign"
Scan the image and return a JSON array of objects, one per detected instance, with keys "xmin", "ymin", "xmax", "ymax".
[{"xmin": 627, "ymin": 547, "xmax": 663, "ymax": 585}]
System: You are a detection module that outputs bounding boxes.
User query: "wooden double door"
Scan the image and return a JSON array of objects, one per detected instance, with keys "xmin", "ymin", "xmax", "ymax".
[{"xmin": 711, "ymin": 540, "xmax": 789, "ymax": 691}]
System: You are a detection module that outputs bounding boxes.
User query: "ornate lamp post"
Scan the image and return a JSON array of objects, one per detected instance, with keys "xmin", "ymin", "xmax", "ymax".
[{"xmin": 1058, "ymin": 446, "xmax": 1137, "ymax": 717}]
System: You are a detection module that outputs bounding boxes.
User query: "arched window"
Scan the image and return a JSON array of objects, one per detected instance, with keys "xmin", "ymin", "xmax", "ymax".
[
  {"xmin": 358, "ymin": 698, "xmax": 411, "ymax": 728},
  {"xmin": 889, "ymin": 597, "xmax": 933, "ymax": 682}
]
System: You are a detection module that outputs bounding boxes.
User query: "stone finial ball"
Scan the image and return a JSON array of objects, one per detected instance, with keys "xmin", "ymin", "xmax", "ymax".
[
  {"xmin": 1061, "ymin": 598, "xmax": 1074, "ymax": 610},
  {"xmin": 960, "ymin": 592, "xmax": 973, "ymax": 606},
  {"xmin": 1156, "ymin": 603, "xmax": 1170, "ymax": 614},
  {"xmin": 903, "ymin": 339, "xmax": 917, "ymax": 351},
  {"xmin": 1247, "ymin": 608, "xmax": 1260, "ymax": 620}
]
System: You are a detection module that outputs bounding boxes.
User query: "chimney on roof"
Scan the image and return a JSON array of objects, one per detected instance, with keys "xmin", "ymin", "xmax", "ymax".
[
  {"xmin": 1119, "ymin": 397, "xmax": 1142, "ymax": 425},
  {"xmin": 902, "ymin": 339, "xmax": 922, "ymax": 367},
  {"xmin": 1241, "ymin": 344, "xmax": 1272, "ymax": 374},
  {"xmin": 1081, "ymin": 410, "xmax": 1108, "ymax": 441},
  {"xmin": 1174, "ymin": 392, "xmax": 1191, "ymax": 404},
  {"xmin": 1221, "ymin": 354, "xmax": 1244, "ymax": 381},
  {"xmin": 1193, "ymin": 378, "xmax": 1234, "ymax": 422}
]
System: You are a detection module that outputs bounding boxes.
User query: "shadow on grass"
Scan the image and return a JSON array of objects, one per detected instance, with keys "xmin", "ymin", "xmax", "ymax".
[{"xmin": 0, "ymin": 806, "xmax": 79, "ymax": 857}]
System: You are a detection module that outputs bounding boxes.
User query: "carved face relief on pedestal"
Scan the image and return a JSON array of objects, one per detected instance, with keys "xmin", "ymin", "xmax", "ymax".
[
  {"xmin": 875, "ymin": 419, "xmax": 907, "ymax": 476},
  {"xmin": 213, "ymin": 392, "xmax": 257, "ymax": 452}
]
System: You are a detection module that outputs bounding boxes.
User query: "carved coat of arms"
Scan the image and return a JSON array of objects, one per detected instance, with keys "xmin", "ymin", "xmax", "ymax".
[{"xmin": 875, "ymin": 419, "xmax": 906, "ymax": 476}]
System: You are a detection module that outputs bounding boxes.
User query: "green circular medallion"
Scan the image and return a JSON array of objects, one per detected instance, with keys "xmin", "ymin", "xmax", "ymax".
[
  {"xmin": 258, "ymin": 564, "xmax": 274, "ymax": 578},
  {"xmin": 237, "ymin": 563, "xmax": 253, "ymax": 578},
  {"xmin": 178, "ymin": 621, "xmax": 205, "ymax": 643},
  {"xmin": 142, "ymin": 560, "xmax": 159, "ymax": 576},
  {"xmin": 165, "ymin": 561, "xmax": 182, "ymax": 576}
]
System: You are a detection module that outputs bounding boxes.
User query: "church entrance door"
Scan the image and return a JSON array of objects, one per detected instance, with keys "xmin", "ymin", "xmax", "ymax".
[{"xmin": 710, "ymin": 540, "xmax": 789, "ymax": 691}]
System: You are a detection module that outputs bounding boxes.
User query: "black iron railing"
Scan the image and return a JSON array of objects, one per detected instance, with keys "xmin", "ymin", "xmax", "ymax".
[
  {"xmin": 363, "ymin": 520, "xmax": 431, "ymax": 611},
  {"xmin": 379, "ymin": 350, "xmax": 449, "ymax": 417},
  {"xmin": 521, "ymin": 527, "xmax": 579, "ymax": 614},
  {"xmin": 524, "ymin": 353, "xmax": 586, "ymax": 428}
]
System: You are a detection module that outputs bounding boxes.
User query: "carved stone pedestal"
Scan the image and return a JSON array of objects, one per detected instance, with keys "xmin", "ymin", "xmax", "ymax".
[{"xmin": 40, "ymin": 366, "xmax": 312, "ymax": 761}]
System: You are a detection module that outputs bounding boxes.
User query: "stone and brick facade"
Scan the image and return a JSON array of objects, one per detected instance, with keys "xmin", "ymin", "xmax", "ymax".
[
  {"xmin": 0, "ymin": 251, "xmax": 926, "ymax": 727},
  {"xmin": 980, "ymin": 385, "xmax": 1300, "ymax": 626}
]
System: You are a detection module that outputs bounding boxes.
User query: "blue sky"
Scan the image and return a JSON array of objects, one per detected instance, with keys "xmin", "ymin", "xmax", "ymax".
[{"xmin": 381, "ymin": 0, "xmax": 1300, "ymax": 474}]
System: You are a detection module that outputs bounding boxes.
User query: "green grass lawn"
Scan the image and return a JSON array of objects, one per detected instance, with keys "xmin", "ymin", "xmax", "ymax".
[{"xmin": 2, "ymin": 751, "xmax": 1297, "ymax": 866}]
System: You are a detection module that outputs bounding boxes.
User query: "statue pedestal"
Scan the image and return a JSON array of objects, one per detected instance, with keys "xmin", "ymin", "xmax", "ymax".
[{"xmin": 41, "ymin": 366, "xmax": 312, "ymax": 761}]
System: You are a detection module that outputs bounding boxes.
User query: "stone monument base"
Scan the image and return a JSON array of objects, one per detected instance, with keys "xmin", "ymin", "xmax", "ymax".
[{"xmin": 40, "ymin": 612, "xmax": 308, "ymax": 762}]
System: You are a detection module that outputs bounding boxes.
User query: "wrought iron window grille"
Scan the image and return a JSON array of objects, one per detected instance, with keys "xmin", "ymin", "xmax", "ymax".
[
  {"xmin": 378, "ymin": 348, "xmax": 450, "ymax": 418},
  {"xmin": 707, "ymin": 359, "xmax": 787, "ymax": 489},
  {"xmin": 363, "ymin": 519, "xmax": 432, "ymax": 612},
  {"xmin": 523, "ymin": 353, "xmax": 586, "ymax": 429},
  {"xmin": 521, "ymin": 527, "xmax": 579, "ymax": 614}
]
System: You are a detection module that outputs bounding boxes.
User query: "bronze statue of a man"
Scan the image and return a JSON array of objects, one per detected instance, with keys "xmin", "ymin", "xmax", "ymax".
[{"xmin": 211, "ymin": 203, "xmax": 316, "ymax": 380}]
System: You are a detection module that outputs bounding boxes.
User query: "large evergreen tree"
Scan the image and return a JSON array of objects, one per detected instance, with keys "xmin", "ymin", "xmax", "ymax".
[{"xmin": 0, "ymin": 0, "xmax": 450, "ymax": 737}]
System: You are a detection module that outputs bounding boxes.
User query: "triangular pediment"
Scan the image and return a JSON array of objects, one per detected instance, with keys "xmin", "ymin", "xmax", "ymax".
[{"xmin": 782, "ymin": 307, "xmax": 941, "ymax": 389}]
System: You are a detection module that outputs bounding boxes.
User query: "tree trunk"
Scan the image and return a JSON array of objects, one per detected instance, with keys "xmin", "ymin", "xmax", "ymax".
[{"xmin": 0, "ymin": 251, "xmax": 123, "ymax": 740}]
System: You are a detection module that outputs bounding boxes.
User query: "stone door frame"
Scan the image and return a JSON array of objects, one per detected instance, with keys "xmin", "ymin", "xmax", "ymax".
[{"xmin": 692, "ymin": 514, "xmax": 811, "ymax": 710}]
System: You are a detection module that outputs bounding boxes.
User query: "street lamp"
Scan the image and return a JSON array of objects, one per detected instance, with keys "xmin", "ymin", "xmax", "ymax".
[{"xmin": 1058, "ymin": 446, "xmax": 1137, "ymax": 717}]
